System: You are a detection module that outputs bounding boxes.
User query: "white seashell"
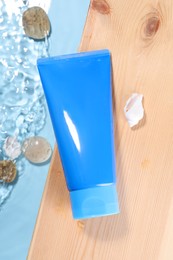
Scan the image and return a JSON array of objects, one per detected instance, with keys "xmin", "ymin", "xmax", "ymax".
[
  {"xmin": 124, "ymin": 93, "xmax": 144, "ymax": 127},
  {"xmin": 3, "ymin": 136, "xmax": 21, "ymax": 160}
]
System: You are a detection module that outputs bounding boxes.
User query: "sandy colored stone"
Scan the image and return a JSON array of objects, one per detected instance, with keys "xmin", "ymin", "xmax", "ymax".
[
  {"xmin": 22, "ymin": 6, "xmax": 51, "ymax": 40},
  {"xmin": 0, "ymin": 160, "xmax": 17, "ymax": 183}
]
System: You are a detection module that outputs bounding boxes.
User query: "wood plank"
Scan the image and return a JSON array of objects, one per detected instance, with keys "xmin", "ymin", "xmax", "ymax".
[{"xmin": 28, "ymin": 0, "xmax": 173, "ymax": 259}]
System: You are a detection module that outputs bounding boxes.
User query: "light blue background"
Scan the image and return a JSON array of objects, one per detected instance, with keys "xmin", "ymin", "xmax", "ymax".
[{"xmin": 0, "ymin": 1, "xmax": 89, "ymax": 259}]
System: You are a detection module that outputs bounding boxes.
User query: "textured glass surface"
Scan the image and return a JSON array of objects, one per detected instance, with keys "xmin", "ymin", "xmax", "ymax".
[{"xmin": 0, "ymin": 0, "xmax": 49, "ymax": 207}]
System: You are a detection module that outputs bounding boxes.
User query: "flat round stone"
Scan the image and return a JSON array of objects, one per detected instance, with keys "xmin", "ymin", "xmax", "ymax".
[
  {"xmin": 0, "ymin": 160, "xmax": 17, "ymax": 183},
  {"xmin": 22, "ymin": 6, "xmax": 51, "ymax": 40},
  {"xmin": 22, "ymin": 136, "xmax": 52, "ymax": 164}
]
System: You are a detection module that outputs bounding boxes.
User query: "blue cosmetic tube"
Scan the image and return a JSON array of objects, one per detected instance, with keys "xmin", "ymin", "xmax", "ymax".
[{"xmin": 37, "ymin": 50, "xmax": 119, "ymax": 219}]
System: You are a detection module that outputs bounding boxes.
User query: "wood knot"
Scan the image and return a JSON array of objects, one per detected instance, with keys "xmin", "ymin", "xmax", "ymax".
[
  {"xmin": 92, "ymin": 0, "xmax": 110, "ymax": 15},
  {"xmin": 145, "ymin": 17, "xmax": 160, "ymax": 37},
  {"xmin": 140, "ymin": 10, "xmax": 161, "ymax": 42}
]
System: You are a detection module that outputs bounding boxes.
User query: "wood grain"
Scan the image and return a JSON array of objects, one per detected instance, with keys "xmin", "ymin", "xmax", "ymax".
[{"xmin": 28, "ymin": 0, "xmax": 173, "ymax": 259}]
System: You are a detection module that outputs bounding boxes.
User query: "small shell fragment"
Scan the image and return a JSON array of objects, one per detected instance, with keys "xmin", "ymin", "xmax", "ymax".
[
  {"xmin": 22, "ymin": 6, "xmax": 51, "ymax": 40},
  {"xmin": 124, "ymin": 93, "xmax": 144, "ymax": 127},
  {"xmin": 3, "ymin": 136, "xmax": 21, "ymax": 160},
  {"xmin": 22, "ymin": 136, "xmax": 52, "ymax": 164},
  {"xmin": 0, "ymin": 160, "xmax": 17, "ymax": 183}
]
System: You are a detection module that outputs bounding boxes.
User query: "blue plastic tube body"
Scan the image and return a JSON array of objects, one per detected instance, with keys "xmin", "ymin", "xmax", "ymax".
[{"xmin": 37, "ymin": 50, "xmax": 119, "ymax": 219}]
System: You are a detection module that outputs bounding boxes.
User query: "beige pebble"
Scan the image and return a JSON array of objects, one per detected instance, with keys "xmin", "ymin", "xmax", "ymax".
[
  {"xmin": 0, "ymin": 160, "xmax": 17, "ymax": 183},
  {"xmin": 22, "ymin": 136, "xmax": 52, "ymax": 164},
  {"xmin": 22, "ymin": 6, "xmax": 51, "ymax": 40}
]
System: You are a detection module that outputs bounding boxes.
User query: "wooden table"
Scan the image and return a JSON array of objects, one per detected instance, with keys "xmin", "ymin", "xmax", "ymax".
[{"xmin": 28, "ymin": 0, "xmax": 173, "ymax": 259}]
